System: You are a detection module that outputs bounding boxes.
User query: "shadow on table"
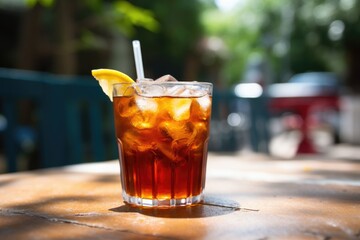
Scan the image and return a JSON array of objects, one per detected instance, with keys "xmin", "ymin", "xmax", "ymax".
[{"xmin": 110, "ymin": 195, "xmax": 242, "ymax": 218}]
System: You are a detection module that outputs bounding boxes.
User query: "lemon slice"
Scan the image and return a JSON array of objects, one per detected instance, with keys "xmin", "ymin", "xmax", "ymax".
[{"xmin": 91, "ymin": 68, "xmax": 135, "ymax": 101}]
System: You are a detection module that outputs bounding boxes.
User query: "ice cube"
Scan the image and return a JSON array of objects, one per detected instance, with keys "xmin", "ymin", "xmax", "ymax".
[
  {"xmin": 135, "ymin": 96, "xmax": 158, "ymax": 112},
  {"xmin": 196, "ymin": 95, "xmax": 211, "ymax": 110},
  {"xmin": 190, "ymin": 122, "xmax": 208, "ymax": 151},
  {"xmin": 131, "ymin": 112, "xmax": 157, "ymax": 129},
  {"xmin": 167, "ymin": 83, "xmax": 208, "ymax": 97},
  {"xmin": 154, "ymin": 74, "xmax": 177, "ymax": 82},
  {"xmin": 135, "ymin": 84, "xmax": 165, "ymax": 97},
  {"xmin": 167, "ymin": 121, "xmax": 208, "ymax": 154},
  {"xmin": 122, "ymin": 130, "xmax": 155, "ymax": 153},
  {"xmin": 168, "ymin": 98, "xmax": 192, "ymax": 121},
  {"xmin": 190, "ymin": 96, "xmax": 211, "ymax": 120},
  {"xmin": 129, "ymin": 96, "xmax": 158, "ymax": 129},
  {"xmin": 159, "ymin": 121, "xmax": 194, "ymax": 141},
  {"xmin": 117, "ymin": 98, "xmax": 139, "ymax": 118},
  {"xmin": 157, "ymin": 121, "xmax": 207, "ymax": 162},
  {"xmin": 167, "ymin": 85, "xmax": 186, "ymax": 96}
]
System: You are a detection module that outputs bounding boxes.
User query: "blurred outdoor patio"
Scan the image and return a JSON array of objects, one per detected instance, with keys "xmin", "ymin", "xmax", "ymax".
[{"xmin": 1, "ymin": 0, "xmax": 360, "ymax": 173}]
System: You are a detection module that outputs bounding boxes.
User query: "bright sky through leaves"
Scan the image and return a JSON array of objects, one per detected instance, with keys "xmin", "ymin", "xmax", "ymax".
[{"xmin": 215, "ymin": 0, "xmax": 247, "ymax": 11}]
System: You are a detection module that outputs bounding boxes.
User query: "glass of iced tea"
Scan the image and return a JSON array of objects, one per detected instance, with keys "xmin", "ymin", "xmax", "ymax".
[{"xmin": 113, "ymin": 81, "xmax": 212, "ymax": 207}]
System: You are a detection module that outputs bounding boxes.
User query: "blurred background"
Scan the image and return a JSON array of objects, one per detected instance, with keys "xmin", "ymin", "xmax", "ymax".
[{"xmin": 1, "ymin": 0, "xmax": 360, "ymax": 172}]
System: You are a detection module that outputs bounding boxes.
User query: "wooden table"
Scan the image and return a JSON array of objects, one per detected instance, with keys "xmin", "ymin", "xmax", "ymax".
[{"xmin": 0, "ymin": 152, "xmax": 360, "ymax": 239}]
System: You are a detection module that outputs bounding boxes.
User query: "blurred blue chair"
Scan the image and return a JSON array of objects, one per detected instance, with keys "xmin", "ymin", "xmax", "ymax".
[
  {"xmin": 210, "ymin": 85, "xmax": 270, "ymax": 153},
  {"xmin": 0, "ymin": 68, "xmax": 117, "ymax": 172}
]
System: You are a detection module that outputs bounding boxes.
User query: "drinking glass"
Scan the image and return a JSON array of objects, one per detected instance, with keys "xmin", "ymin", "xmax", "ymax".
[{"xmin": 113, "ymin": 82, "xmax": 212, "ymax": 207}]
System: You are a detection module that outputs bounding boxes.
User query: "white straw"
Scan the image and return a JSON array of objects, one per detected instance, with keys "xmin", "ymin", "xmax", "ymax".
[{"xmin": 132, "ymin": 40, "xmax": 145, "ymax": 80}]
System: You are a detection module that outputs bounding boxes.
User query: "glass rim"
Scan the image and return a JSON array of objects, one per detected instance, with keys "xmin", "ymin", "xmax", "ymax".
[
  {"xmin": 113, "ymin": 81, "xmax": 213, "ymax": 97},
  {"xmin": 113, "ymin": 81, "xmax": 213, "ymax": 87}
]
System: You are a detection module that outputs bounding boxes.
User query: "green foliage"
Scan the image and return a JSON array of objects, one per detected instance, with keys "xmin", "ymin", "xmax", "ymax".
[
  {"xmin": 129, "ymin": 0, "xmax": 203, "ymax": 79},
  {"xmin": 287, "ymin": 0, "xmax": 360, "ymax": 77},
  {"xmin": 201, "ymin": 0, "xmax": 360, "ymax": 86},
  {"xmin": 25, "ymin": 0, "xmax": 54, "ymax": 7},
  {"xmin": 23, "ymin": 0, "xmax": 159, "ymax": 39},
  {"xmin": 112, "ymin": 1, "xmax": 159, "ymax": 35},
  {"xmin": 201, "ymin": 1, "xmax": 266, "ymax": 85}
]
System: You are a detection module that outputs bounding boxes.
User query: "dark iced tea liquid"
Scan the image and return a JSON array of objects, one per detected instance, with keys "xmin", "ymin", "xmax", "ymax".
[{"xmin": 113, "ymin": 91, "xmax": 211, "ymax": 207}]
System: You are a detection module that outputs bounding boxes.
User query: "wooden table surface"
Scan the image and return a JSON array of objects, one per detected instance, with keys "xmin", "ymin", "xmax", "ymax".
[{"xmin": 0, "ymin": 152, "xmax": 360, "ymax": 240}]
